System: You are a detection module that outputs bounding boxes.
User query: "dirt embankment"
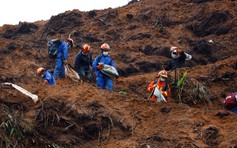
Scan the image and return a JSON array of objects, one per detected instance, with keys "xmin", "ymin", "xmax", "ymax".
[{"xmin": 0, "ymin": 0, "xmax": 237, "ymax": 147}]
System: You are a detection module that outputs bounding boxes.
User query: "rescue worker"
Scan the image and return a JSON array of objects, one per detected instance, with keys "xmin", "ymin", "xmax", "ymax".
[
  {"xmin": 53, "ymin": 38, "xmax": 74, "ymax": 78},
  {"xmin": 147, "ymin": 70, "xmax": 171, "ymax": 102},
  {"xmin": 92, "ymin": 43, "xmax": 116, "ymax": 91},
  {"xmin": 165, "ymin": 46, "xmax": 192, "ymax": 71},
  {"xmin": 36, "ymin": 67, "xmax": 56, "ymax": 85},
  {"xmin": 224, "ymin": 92, "xmax": 237, "ymax": 114},
  {"xmin": 74, "ymin": 44, "xmax": 93, "ymax": 81}
]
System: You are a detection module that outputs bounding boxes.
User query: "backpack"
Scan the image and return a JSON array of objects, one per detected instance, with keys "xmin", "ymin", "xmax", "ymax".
[
  {"xmin": 47, "ymin": 39, "xmax": 62, "ymax": 59},
  {"xmin": 224, "ymin": 92, "xmax": 237, "ymax": 110}
]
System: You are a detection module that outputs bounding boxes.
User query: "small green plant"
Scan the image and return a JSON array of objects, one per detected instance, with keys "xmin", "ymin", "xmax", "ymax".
[
  {"xmin": 0, "ymin": 112, "xmax": 33, "ymax": 148},
  {"xmin": 48, "ymin": 143, "xmax": 60, "ymax": 148},
  {"xmin": 192, "ymin": 84, "xmax": 212, "ymax": 105},
  {"xmin": 0, "ymin": 103, "xmax": 63, "ymax": 147},
  {"xmin": 176, "ymin": 70, "xmax": 188, "ymax": 89},
  {"xmin": 171, "ymin": 69, "xmax": 212, "ymax": 105},
  {"xmin": 193, "ymin": 85, "xmax": 205, "ymax": 99},
  {"xmin": 175, "ymin": 70, "xmax": 188, "ymax": 102},
  {"xmin": 119, "ymin": 90, "xmax": 126, "ymax": 95}
]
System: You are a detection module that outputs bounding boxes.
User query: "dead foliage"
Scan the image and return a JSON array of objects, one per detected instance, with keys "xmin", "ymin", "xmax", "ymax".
[
  {"xmin": 0, "ymin": 103, "xmax": 43, "ymax": 147},
  {"xmin": 0, "ymin": 97, "xmax": 132, "ymax": 147},
  {"xmin": 34, "ymin": 98, "xmax": 132, "ymax": 147},
  {"xmin": 170, "ymin": 70, "xmax": 212, "ymax": 106}
]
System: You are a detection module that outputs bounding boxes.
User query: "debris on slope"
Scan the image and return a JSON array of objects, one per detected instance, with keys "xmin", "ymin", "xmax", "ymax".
[
  {"xmin": 0, "ymin": 0, "xmax": 237, "ymax": 147},
  {"xmin": 0, "ymin": 96, "xmax": 132, "ymax": 147}
]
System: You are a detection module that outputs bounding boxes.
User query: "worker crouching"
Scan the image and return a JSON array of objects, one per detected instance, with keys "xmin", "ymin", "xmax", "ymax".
[
  {"xmin": 147, "ymin": 70, "xmax": 171, "ymax": 102},
  {"xmin": 36, "ymin": 67, "xmax": 56, "ymax": 85}
]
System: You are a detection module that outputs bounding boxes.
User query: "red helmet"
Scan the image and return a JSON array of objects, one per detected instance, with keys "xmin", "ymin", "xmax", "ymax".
[
  {"xmin": 82, "ymin": 44, "xmax": 90, "ymax": 54},
  {"xmin": 158, "ymin": 70, "xmax": 168, "ymax": 78},
  {"xmin": 100, "ymin": 43, "xmax": 110, "ymax": 51},
  {"xmin": 65, "ymin": 38, "xmax": 74, "ymax": 48},
  {"xmin": 37, "ymin": 67, "xmax": 45, "ymax": 75}
]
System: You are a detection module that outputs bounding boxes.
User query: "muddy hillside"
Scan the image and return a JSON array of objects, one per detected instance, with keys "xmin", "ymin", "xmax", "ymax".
[{"xmin": 0, "ymin": 0, "xmax": 237, "ymax": 147}]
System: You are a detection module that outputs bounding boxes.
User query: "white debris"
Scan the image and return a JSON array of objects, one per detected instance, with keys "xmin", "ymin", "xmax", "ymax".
[
  {"xmin": 2, "ymin": 82, "xmax": 39, "ymax": 103},
  {"xmin": 208, "ymin": 40, "xmax": 214, "ymax": 43}
]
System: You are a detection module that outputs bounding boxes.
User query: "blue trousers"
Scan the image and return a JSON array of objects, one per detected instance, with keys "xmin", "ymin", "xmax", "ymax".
[
  {"xmin": 54, "ymin": 59, "xmax": 65, "ymax": 78},
  {"xmin": 96, "ymin": 77, "xmax": 113, "ymax": 91},
  {"xmin": 231, "ymin": 107, "xmax": 237, "ymax": 114}
]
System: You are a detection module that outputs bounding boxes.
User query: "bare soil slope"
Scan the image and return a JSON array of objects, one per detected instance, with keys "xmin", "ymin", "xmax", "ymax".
[{"xmin": 0, "ymin": 0, "xmax": 237, "ymax": 147}]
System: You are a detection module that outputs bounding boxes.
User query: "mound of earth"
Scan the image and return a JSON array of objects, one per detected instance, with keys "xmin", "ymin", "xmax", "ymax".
[{"xmin": 0, "ymin": 0, "xmax": 237, "ymax": 147}]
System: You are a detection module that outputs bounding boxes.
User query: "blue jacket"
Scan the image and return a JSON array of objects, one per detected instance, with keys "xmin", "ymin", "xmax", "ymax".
[
  {"xmin": 56, "ymin": 42, "xmax": 68, "ymax": 60},
  {"xmin": 231, "ymin": 108, "xmax": 237, "ymax": 114},
  {"xmin": 42, "ymin": 70, "xmax": 56, "ymax": 85},
  {"xmin": 92, "ymin": 54, "xmax": 116, "ymax": 78}
]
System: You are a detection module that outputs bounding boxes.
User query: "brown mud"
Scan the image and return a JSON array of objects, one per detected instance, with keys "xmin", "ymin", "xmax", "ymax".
[{"xmin": 0, "ymin": 0, "xmax": 237, "ymax": 147}]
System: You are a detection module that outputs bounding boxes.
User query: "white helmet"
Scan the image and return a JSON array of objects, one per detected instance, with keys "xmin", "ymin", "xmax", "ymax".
[{"xmin": 170, "ymin": 46, "xmax": 178, "ymax": 52}]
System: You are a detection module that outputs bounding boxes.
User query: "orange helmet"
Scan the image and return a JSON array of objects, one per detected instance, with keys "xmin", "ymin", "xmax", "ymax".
[
  {"xmin": 82, "ymin": 44, "xmax": 90, "ymax": 54},
  {"xmin": 65, "ymin": 38, "xmax": 74, "ymax": 48},
  {"xmin": 158, "ymin": 70, "xmax": 168, "ymax": 78},
  {"xmin": 100, "ymin": 43, "xmax": 110, "ymax": 51},
  {"xmin": 37, "ymin": 67, "xmax": 45, "ymax": 75}
]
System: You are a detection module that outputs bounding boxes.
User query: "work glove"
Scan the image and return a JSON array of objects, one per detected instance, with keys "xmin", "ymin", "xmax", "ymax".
[
  {"xmin": 97, "ymin": 64, "xmax": 104, "ymax": 70},
  {"xmin": 97, "ymin": 62, "xmax": 104, "ymax": 70},
  {"xmin": 162, "ymin": 91, "xmax": 168, "ymax": 97}
]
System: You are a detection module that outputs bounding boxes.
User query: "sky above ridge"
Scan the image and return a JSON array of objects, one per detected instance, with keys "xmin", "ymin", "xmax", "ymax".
[{"xmin": 0, "ymin": 0, "xmax": 130, "ymax": 26}]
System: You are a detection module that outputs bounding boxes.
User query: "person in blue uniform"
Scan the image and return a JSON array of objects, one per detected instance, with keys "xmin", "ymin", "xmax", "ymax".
[
  {"xmin": 36, "ymin": 67, "xmax": 56, "ymax": 85},
  {"xmin": 53, "ymin": 38, "xmax": 74, "ymax": 78},
  {"xmin": 92, "ymin": 43, "xmax": 116, "ymax": 91}
]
